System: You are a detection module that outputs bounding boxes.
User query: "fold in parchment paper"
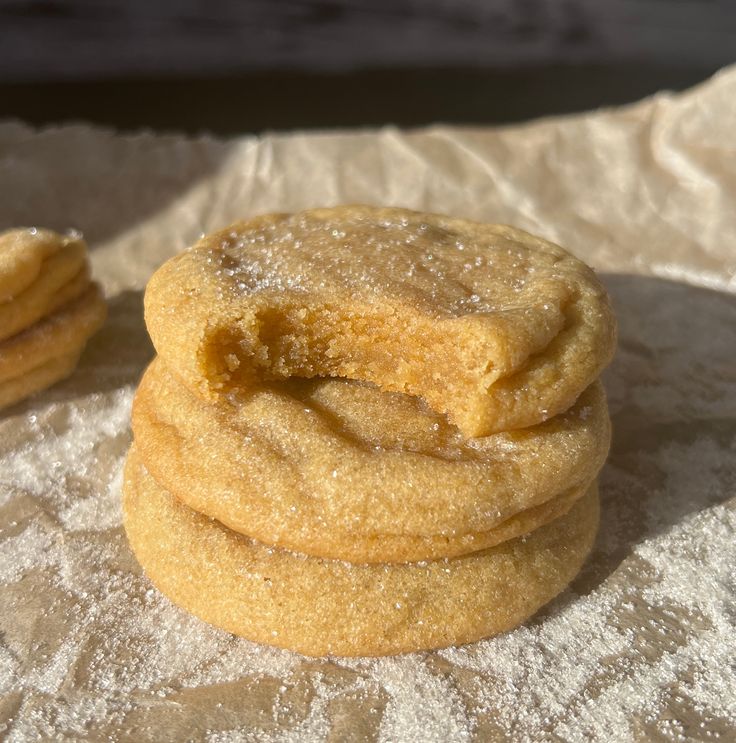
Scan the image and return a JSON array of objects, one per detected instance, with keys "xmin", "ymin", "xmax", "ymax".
[{"xmin": 1, "ymin": 67, "xmax": 735, "ymax": 742}]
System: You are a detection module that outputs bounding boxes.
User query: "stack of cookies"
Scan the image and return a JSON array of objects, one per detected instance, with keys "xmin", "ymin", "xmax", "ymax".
[
  {"xmin": 0, "ymin": 228, "xmax": 106, "ymax": 411},
  {"xmin": 124, "ymin": 206, "xmax": 616, "ymax": 657}
]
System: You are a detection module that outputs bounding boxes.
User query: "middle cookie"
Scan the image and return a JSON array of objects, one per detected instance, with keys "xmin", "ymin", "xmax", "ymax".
[{"xmin": 133, "ymin": 359, "xmax": 610, "ymax": 563}]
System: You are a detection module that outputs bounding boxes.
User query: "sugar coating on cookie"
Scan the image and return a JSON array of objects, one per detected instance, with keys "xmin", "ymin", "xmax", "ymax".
[
  {"xmin": 145, "ymin": 206, "xmax": 616, "ymax": 437},
  {"xmin": 123, "ymin": 448, "xmax": 600, "ymax": 657},
  {"xmin": 132, "ymin": 358, "xmax": 609, "ymax": 562}
]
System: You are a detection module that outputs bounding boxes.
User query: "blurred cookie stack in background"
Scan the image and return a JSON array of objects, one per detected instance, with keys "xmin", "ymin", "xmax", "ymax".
[{"xmin": 0, "ymin": 228, "xmax": 107, "ymax": 410}]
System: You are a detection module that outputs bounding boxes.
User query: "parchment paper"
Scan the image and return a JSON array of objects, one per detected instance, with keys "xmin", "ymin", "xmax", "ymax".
[{"xmin": 1, "ymin": 67, "xmax": 735, "ymax": 742}]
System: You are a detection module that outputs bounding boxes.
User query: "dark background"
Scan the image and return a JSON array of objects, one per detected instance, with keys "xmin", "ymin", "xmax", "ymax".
[{"xmin": 0, "ymin": 0, "xmax": 734, "ymax": 133}]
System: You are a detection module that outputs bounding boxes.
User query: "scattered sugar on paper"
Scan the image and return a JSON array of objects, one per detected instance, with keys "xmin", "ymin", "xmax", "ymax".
[{"xmin": 1, "ymin": 276, "xmax": 735, "ymax": 741}]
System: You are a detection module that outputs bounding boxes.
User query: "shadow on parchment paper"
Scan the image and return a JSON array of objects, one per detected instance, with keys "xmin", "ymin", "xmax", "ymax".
[
  {"xmin": 71, "ymin": 289, "xmax": 153, "ymax": 391},
  {"xmin": 0, "ymin": 128, "xmax": 230, "ymax": 248},
  {"xmin": 533, "ymin": 273, "xmax": 736, "ymax": 624}
]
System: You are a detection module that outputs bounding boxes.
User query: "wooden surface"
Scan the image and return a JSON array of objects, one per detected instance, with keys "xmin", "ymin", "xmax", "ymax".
[
  {"xmin": 0, "ymin": 0, "xmax": 734, "ymax": 82},
  {"xmin": 0, "ymin": 1, "xmax": 731, "ymax": 133}
]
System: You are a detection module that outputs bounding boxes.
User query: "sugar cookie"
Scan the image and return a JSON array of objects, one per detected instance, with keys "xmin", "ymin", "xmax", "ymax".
[
  {"xmin": 132, "ymin": 358, "xmax": 609, "ymax": 562},
  {"xmin": 0, "ymin": 284, "xmax": 106, "ymax": 385},
  {"xmin": 123, "ymin": 448, "xmax": 599, "ymax": 657},
  {"xmin": 0, "ymin": 239, "xmax": 89, "ymax": 341},
  {"xmin": 0, "ymin": 227, "xmax": 69, "ymax": 302},
  {"xmin": 0, "ymin": 352, "xmax": 82, "ymax": 411},
  {"xmin": 145, "ymin": 206, "xmax": 616, "ymax": 436}
]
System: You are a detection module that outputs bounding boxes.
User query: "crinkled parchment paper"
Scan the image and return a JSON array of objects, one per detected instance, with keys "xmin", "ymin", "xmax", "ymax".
[{"xmin": 1, "ymin": 67, "xmax": 735, "ymax": 742}]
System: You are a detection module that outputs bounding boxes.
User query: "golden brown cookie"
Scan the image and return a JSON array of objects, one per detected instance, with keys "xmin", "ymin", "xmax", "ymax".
[
  {"xmin": 145, "ymin": 206, "xmax": 616, "ymax": 437},
  {"xmin": 0, "ymin": 284, "xmax": 107, "ymax": 386},
  {"xmin": 0, "ymin": 352, "xmax": 81, "ymax": 411},
  {"xmin": 132, "ymin": 358, "xmax": 609, "ymax": 562},
  {"xmin": 0, "ymin": 238, "xmax": 89, "ymax": 342},
  {"xmin": 0, "ymin": 227, "xmax": 69, "ymax": 302},
  {"xmin": 123, "ymin": 448, "xmax": 600, "ymax": 657}
]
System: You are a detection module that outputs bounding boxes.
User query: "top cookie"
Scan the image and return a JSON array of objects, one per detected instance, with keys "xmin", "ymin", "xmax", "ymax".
[
  {"xmin": 145, "ymin": 206, "xmax": 616, "ymax": 436},
  {"xmin": 0, "ymin": 228, "xmax": 75, "ymax": 302}
]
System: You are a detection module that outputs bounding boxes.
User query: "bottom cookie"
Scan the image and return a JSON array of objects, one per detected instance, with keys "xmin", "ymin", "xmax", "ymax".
[{"xmin": 123, "ymin": 447, "xmax": 599, "ymax": 657}]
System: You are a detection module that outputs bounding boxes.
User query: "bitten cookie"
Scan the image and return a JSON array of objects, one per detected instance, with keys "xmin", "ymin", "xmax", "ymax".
[
  {"xmin": 145, "ymin": 206, "xmax": 616, "ymax": 437},
  {"xmin": 133, "ymin": 358, "xmax": 610, "ymax": 563},
  {"xmin": 123, "ymin": 448, "xmax": 600, "ymax": 657}
]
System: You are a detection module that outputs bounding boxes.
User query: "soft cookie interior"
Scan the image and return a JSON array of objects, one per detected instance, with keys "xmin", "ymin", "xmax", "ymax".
[{"xmin": 198, "ymin": 297, "xmax": 568, "ymax": 438}]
